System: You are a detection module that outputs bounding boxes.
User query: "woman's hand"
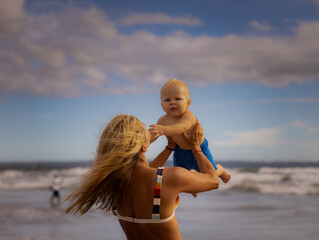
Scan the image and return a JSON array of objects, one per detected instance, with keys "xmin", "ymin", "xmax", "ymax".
[{"xmin": 183, "ymin": 119, "xmax": 203, "ymax": 150}]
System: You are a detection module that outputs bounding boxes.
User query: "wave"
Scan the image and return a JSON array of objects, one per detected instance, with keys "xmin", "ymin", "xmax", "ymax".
[
  {"xmin": 1, "ymin": 165, "xmax": 319, "ymax": 196},
  {"xmin": 221, "ymin": 167, "xmax": 319, "ymax": 196},
  {"xmin": 0, "ymin": 167, "xmax": 89, "ymax": 190}
]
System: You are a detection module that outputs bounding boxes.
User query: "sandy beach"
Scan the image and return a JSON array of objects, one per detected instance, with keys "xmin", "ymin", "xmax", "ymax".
[{"xmin": 1, "ymin": 188, "xmax": 319, "ymax": 240}]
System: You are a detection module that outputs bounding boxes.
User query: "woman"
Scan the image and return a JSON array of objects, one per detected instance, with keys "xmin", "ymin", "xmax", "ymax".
[{"xmin": 65, "ymin": 114, "xmax": 219, "ymax": 240}]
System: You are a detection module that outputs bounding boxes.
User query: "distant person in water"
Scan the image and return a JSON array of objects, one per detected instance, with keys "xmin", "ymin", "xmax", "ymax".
[{"xmin": 50, "ymin": 173, "xmax": 62, "ymax": 205}]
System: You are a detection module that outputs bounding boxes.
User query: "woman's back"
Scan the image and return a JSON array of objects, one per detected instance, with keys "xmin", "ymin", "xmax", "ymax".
[
  {"xmin": 65, "ymin": 115, "xmax": 220, "ymax": 239},
  {"xmin": 115, "ymin": 165, "xmax": 182, "ymax": 240}
]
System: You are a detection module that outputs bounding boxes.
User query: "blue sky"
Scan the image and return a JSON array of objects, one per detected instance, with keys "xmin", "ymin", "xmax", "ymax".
[{"xmin": 0, "ymin": 0, "xmax": 319, "ymax": 162}]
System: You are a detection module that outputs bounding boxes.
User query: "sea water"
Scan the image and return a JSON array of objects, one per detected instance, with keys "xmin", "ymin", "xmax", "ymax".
[
  {"xmin": 0, "ymin": 161, "xmax": 319, "ymax": 240},
  {"xmin": 1, "ymin": 161, "xmax": 319, "ymax": 196}
]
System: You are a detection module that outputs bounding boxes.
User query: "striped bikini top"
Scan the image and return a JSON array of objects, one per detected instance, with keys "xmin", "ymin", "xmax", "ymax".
[{"xmin": 113, "ymin": 167, "xmax": 180, "ymax": 224}]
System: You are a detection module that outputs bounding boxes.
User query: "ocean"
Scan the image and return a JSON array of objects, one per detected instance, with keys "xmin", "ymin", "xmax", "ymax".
[{"xmin": 0, "ymin": 161, "xmax": 319, "ymax": 240}]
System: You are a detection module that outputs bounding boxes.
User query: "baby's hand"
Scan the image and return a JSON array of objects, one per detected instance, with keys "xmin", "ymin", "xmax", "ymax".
[
  {"xmin": 150, "ymin": 131, "xmax": 159, "ymax": 143},
  {"xmin": 149, "ymin": 124, "xmax": 166, "ymax": 138}
]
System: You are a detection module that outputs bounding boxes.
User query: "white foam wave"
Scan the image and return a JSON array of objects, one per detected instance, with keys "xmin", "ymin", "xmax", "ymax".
[
  {"xmin": 220, "ymin": 167, "xmax": 319, "ymax": 196},
  {"xmin": 1, "ymin": 166, "xmax": 319, "ymax": 195},
  {"xmin": 0, "ymin": 167, "xmax": 89, "ymax": 190}
]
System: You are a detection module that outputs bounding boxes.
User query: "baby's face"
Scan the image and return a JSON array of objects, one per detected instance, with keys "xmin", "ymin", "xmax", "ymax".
[{"xmin": 160, "ymin": 83, "xmax": 191, "ymax": 118}]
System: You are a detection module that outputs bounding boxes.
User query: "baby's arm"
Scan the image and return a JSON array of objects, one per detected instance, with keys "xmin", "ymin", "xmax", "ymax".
[
  {"xmin": 150, "ymin": 112, "xmax": 195, "ymax": 138},
  {"xmin": 149, "ymin": 122, "xmax": 185, "ymax": 137}
]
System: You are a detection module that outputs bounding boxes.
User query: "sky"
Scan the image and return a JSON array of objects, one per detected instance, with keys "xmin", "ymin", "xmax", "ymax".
[{"xmin": 0, "ymin": 0, "xmax": 319, "ymax": 162}]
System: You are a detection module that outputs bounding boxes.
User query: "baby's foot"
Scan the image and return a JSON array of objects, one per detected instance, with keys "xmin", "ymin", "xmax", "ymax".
[{"xmin": 220, "ymin": 170, "xmax": 231, "ymax": 183}]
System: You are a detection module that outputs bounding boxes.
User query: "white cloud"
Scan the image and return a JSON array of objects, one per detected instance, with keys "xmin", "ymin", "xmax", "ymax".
[
  {"xmin": 1, "ymin": 2, "xmax": 319, "ymax": 97},
  {"xmin": 290, "ymin": 119, "xmax": 318, "ymax": 133},
  {"xmin": 290, "ymin": 119, "xmax": 305, "ymax": 127},
  {"xmin": 307, "ymin": 127, "xmax": 318, "ymax": 133},
  {"xmin": 249, "ymin": 20, "xmax": 273, "ymax": 32},
  {"xmin": 310, "ymin": 0, "xmax": 319, "ymax": 6},
  {"xmin": 198, "ymin": 97, "xmax": 319, "ymax": 109},
  {"xmin": 118, "ymin": 13, "xmax": 203, "ymax": 26},
  {"xmin": 213, "ymin": 128, "xmax": 281, "ymax": 147},
  {"xmin": 0, "ymin": 0, "xmax": 25, "ymax": 39},
  {"xmin": 259, "ymin": 97, "xmax": 319, "ymax": 103}
]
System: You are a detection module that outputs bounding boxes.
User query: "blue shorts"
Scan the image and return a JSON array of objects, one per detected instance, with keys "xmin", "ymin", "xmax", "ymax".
[{"xmin": 173, "ymin": 138, "xmax": 217, "ymax": 171}]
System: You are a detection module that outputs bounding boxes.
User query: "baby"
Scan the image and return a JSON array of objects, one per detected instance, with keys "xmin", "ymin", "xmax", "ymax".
[{"xmin": 150, "ymin": 78, "xmax": 230, "ymax": 183}]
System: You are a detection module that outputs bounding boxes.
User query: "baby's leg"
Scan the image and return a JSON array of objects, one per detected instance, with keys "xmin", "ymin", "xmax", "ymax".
[
  {"xmin": 216, "ymin": 164, "xmax": 231, "ymax": 183},
  {"xmin": 173, "ymin": 147, "xmax": 195, "ymax": 170},
  {"xmin": 202, "ymin": 143, "xmax": 217, "ymax": 170}
]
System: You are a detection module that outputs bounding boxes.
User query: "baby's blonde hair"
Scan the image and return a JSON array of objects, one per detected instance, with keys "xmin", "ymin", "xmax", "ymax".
[
  {"xmin": 160, "ymin": 78, "xmax": 190, "ymax": 100},
  {"xmin": 65, "ymin": 114, "xmax": 146, "ymax": 215}
]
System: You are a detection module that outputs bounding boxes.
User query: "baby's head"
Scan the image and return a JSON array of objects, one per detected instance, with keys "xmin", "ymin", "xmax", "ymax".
[
  {"xmin": 160, "ymin": 78, "xmax": 190, "ymax": 100},
  {"xmin": 160, "ymin": 78, "xmax": 191, "ymax": 117}
]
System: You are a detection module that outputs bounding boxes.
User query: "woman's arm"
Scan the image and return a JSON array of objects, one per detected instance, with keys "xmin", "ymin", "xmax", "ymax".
[
  {"xmin": 169, "ymin": 165, "xmax": 219, "ymax": 194},
  {"xmin": 179, "ymin": 150, "xmax": 219, "ymax": 193},
  {"xmin": 148, "ymin": 136, "xmax": 176, "ymax": 168},
  {"xmin": 166, "ymin": 119, "xmax": 219, "ymax": 193}
]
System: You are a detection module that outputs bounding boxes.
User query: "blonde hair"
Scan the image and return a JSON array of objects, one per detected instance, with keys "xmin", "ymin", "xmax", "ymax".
[
  {"xmin": 160, "ymin": 78, "xmax": 190, "ymax": 100},
  {"xmin": 65, "ymin": 114, "xmax": 146, "ymax": 215}
]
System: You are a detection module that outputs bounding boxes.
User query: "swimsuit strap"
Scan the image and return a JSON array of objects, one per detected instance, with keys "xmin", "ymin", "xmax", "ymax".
[
  {"xmin": 113, "ymin": 210, "xmax": 175, "ymax": 224},
  {"xmin": 151, "ymin": 167, "xmax": 164, "ymax": 219},
  {"xmin": 113, "ymin": 166, "xmax": 179, "ymax": 224}
]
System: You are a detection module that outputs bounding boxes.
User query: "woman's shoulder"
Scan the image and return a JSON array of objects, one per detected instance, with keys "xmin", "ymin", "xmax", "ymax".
[{"xmin": 163, "ymin": 167, "xmax": 192, "ymax": 187}]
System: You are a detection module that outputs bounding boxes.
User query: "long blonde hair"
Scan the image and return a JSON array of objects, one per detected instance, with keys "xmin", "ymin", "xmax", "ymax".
[{"xmin": 65, "ymin": 114, "xmax": 146, "ymax": 215}]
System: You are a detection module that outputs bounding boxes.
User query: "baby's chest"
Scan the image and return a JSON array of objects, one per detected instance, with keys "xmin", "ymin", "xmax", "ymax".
[{"xmin": 171, "ymin": 135, "xmax": 190, "ymax": 149}]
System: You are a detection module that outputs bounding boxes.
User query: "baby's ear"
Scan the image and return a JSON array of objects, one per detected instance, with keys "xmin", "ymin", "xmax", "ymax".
[{"xmin": 187, "ymin": 99, "xmax": 191, "ymax": 108}]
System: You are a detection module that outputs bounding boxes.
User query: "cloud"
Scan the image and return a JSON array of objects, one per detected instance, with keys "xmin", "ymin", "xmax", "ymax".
[
  {"xmin": 290, "ymin": 119, "xmax": 318, "ymax": 133},
  {"xmin": 213, "ymin": 128, "xmax": 281, "ymax": 147},
  {"xmin": 1, "ymin": 2, "xmax": 319, "ymax": 97},
  {"xmin": 198, "ymin": 97, "xmax": 319, "ymax": 109},
  {"xmin": 0, "ymin": 0, "xmax": 25, "ymax": 39},
  {"xmin": 0, "ymin": 96, "xmax": 11, "ymax": 103},
  {"xmin": 259, "ymin": 97, "xmax": 319, "ymax": 103},
  {"xmin": 249, "ymin": 20, "xmax": 274, "ymax": 32},
  {"xmin": 118, "ymin": 13, "xmax": 203, "ymax": 26},
  {"xmin": 290, "ymin": 119, "xmax": 305, "ymax": 127},
  {"xmin": 310, "ymin": 0, "xmax": 319, "ymax": 6},
  {"xmin": 307, "ymin": 127, "xmax": 318, "ymax": 133}
]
